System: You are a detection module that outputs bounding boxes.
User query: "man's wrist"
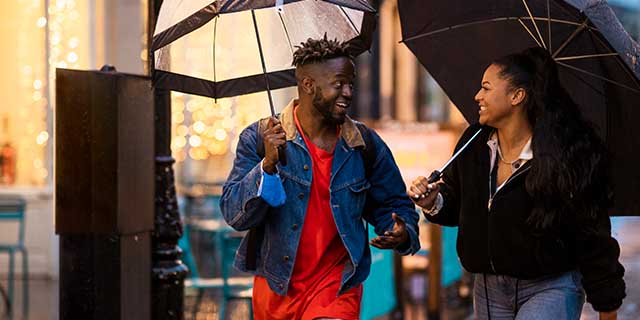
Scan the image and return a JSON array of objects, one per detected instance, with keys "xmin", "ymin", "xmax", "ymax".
[
  {"xmin": 262, "ymin": 161, "xmax": 277, "ymax": 175},
  {"xmin": 394, "ymin": 230, "xmax": 411, "ymax": 252}
]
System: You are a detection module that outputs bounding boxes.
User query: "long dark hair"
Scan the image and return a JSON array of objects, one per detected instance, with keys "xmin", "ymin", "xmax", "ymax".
[{"xmin": 492, "ymin": 47, "xmax": 611, "ymax": 232}]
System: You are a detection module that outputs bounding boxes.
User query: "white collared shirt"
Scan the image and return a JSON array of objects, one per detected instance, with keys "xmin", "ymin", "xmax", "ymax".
[{"xmin": 486, "ymin": 132, "xmax": 533, "ymax": 192}]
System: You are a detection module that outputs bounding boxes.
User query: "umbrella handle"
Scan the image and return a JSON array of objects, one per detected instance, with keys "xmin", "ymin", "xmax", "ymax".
[
  {"xmin": 427, "ymin": 170, "xmax": 441, "ymax": 184},
  {"xmin": 278, "ymin": 146, "xmax": 287, "ymax": 166}
]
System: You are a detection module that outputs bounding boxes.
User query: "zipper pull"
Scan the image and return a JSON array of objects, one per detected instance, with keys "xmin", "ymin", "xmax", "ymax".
[{"xmin": 487, "ymin": 197, "xmax": 493, "ymax": 210}]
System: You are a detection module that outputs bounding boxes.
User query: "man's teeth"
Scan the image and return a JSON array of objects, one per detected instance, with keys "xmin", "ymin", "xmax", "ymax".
[{"xmin": 480, "ymin": 107, "xmax": 486, "ymax": 111}]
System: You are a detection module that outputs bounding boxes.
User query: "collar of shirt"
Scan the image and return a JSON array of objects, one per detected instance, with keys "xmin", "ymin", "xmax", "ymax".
[{"xmin": 486, "ymin": 131, "xmax": 533, "ymax": 173}]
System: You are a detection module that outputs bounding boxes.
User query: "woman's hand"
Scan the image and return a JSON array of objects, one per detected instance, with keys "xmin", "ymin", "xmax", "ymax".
[
  {"xmin": 599, "ymin": 311, "xmax": 617, "ymax": 320},
  {"xmin": 408, "ymin": 176, "xmax": 440, "ymax": 211}
]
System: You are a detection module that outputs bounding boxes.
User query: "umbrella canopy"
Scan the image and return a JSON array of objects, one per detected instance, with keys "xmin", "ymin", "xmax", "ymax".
[
  {"xmin": 398, "ymin": 0, "xmax": 640, "ymax": 215},
  {"xmin": 152, "ymin": 0, "xmax": 376, "ymax": 104}
]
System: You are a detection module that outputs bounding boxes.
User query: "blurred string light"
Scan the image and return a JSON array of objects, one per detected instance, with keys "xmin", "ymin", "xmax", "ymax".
[
  {"xmin": 170, "ymin": 93, "xmax": 236, "ymax": 162},
  {"xmin": 45, "ymin": 0, "xmax": 85, "ymax": 184},
  {"xmin": 14, "ymin": 0, "xmax": 48, "ymax": 185},
  {"xmin": 14, "ymin": 0, "xmax": 83, "ymax": 185},
  {"xmin": 166, "ymin": 11, "xmax": 278, "ymax": 185},
  {"xmin": 11, "ymin": 0, "xmax": 145, "ymax": 185}
]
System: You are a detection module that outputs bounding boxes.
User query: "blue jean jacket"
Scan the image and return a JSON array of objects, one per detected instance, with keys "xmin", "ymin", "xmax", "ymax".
[{"xmin": 220, "ymin": 100, "xmax": 420, "ymax": 296}]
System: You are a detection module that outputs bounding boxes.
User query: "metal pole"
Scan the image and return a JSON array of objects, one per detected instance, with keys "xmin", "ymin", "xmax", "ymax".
[
  {"xmin": 149, "ymin": 1, "xmax": 187, "ymax": 319},
  {"xmin": 427, "ymin": 224, "xmax": 442, "ymax": 320}
]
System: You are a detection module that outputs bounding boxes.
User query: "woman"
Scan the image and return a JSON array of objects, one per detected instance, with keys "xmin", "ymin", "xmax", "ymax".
[{"xmin": 410, "ymin": 47, "xmax": 625, "ymax": 320}]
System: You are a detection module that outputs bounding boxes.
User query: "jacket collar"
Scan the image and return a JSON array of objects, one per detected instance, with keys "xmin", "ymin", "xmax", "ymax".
[{"xmin": 280, "ymin": 99, "xmax": 365, "ymax": 149}]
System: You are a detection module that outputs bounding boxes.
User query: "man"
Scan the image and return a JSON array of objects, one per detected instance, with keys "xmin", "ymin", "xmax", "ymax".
[{"xmin": 220, "ymin": 36, "xmax": 420, "ymax": 320}]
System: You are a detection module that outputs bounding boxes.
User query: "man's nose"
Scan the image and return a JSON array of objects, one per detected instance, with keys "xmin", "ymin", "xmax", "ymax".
[{"xmin": 342, "ymin": 84, "xmax": 353, "ymax": 98}]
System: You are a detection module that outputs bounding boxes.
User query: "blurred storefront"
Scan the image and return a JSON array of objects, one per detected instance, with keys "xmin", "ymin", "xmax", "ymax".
[
  {"xmin": 1, "ymin": 0, "xmax": 638, "ymax": 316},
  {"xmin": 0, "ymin": 0, "xmax": 148, "ymax": 278}
]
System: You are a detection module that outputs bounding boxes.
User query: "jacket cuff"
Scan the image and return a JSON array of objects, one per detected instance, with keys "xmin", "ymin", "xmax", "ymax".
[
  {"xmin": 395, "ymin": 222, "xmax": 419, "ymax": 255},
  {"xmin": 586, "ymin": 278, "xmax": 626, "ymax": 312},
  {"xmin": 257, "ymin": 160, "xmax": 286, "ymax": 207}
]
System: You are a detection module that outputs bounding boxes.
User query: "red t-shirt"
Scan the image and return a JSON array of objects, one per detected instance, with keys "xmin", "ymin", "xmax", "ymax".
[{"xmin": 252, "ymin": 107, "xmax": 362, "ymax": 320}]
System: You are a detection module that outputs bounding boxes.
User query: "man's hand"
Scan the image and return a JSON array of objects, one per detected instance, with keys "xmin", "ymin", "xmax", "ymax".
[
  {"xmin": 600, "ymin": 311, "xmax": 617, "ymax": 320},
  {"xmin": 370, "ymin": 213, "xmax": 409, "ymax": 249},
  {"xmin": 262, "ymin": 117, "xmax": 286, "ymax": 174},
  {"xmin": 408, "ymin": 176, "xmax": 440, "ymax": 210}
]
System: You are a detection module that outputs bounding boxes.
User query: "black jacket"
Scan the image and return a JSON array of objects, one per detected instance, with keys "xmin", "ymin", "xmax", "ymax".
[{"xmin": 425, "ymin": 124, "xmax": 626, "ymax": 312}]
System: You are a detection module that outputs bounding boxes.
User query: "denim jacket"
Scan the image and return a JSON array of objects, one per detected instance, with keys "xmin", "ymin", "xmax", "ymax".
[{"xmin": 220, "ymin": 100, "xmax": 420, "ymax": 296}]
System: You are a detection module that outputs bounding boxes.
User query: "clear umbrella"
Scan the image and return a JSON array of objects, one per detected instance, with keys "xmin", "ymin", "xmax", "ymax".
[{"xmin": 152, "ymin": 0, "xmax": 376, "ymax": 115}]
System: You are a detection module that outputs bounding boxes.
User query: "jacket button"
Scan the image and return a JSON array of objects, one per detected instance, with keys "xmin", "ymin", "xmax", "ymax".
[
  {"xmin": 283, "ymin": 255, "xmax": 290, "ymax": 262},
  {"xmin": 303, "ymin": 164, "xmax": 309, "ymax": 171},
  {"xmin": 298, "ymin": 193, "xmax": 304, "ymax": 199},
  {"xmin": 292, "ymin": 224, "xmax": 298, "ymax": 230},
  {"xmin": 278, "ymin": 284, "xmax": 284, "ymax": 289}
]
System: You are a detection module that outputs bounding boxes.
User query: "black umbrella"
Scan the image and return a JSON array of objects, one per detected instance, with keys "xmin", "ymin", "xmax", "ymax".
[{"xmin": 398, "ymin": 0, "xmax": 640, "ymax": 215}]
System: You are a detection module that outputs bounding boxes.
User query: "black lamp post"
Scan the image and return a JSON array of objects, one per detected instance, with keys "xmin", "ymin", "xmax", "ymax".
[{"xmin": 149, "ymin": 1, "xmax": 188, "ymax": 319}]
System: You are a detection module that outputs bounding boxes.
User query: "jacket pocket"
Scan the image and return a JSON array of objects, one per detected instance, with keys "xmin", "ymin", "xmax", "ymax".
[
  {"xmin": 346, "ymin": 179, "xmax": 371, "ymax": 218},
  {"xmin": 348, "ymin": 179, "xmax": 371, "ymax": 193}
]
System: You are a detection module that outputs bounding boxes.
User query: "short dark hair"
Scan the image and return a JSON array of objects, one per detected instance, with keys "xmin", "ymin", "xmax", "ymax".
[{"xmin": 292, "ymin": 35, "xmax": 352, "ymax": 67}]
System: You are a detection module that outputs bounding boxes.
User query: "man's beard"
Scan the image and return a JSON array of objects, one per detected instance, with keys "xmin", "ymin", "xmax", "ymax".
[{"xmin": 312, "ymin": 87, "xmax": 345, "ymax": 125}]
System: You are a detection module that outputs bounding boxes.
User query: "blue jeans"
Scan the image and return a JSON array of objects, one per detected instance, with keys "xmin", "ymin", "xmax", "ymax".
[{"xmin": 473, "ymin": 271, "xmax": 585, "ymax": 320}]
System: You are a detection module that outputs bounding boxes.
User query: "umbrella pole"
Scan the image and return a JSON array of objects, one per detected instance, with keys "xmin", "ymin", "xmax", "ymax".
[
  {"xmin": 251, "ymin": 10, "xmax": 276, "ymax": 116},
  {"xmin": 251, "ymin": 9, "xmax": 287, "ymax": 165},
  {"xmin": 427, "ymin": 128, "xmax": 483, "ymax": 184}
]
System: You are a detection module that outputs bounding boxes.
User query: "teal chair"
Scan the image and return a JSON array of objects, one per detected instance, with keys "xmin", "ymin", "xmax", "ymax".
[
  {"xmin": 180, "ymin": 222, "xmax": 253, "ymax": 320},
  {"xmin": 0, "ymin": 197, "xmax": 28, "ymax": 318},
  {"xmin": 218, "ymin": 231, "xmax": 253, "ymax": 319}
]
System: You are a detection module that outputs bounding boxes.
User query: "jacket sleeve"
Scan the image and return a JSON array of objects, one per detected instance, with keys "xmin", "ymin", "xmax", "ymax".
[
  {"xmin": 220, "ymin": 122, "xmax": 276, "ymax": 231},
  {"xmin": 423, "ymin": 125, "xmax": 482, "ymax": 227},
  {"xmin": 362, "ymin": 130, "xmax": 420, "ymax": 255},
  {"xmin": 577, "ymin": 213, "xmax": 626, "ymax": 312}
]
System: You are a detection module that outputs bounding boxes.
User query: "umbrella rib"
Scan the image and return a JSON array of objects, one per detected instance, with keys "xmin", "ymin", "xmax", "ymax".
[
  {"xmin": 277, "ymin": 10, "xmax": 295, "ymax": 55},
  {"xmin": 588, "ymin": 28, "xmax": 640, "ymax": 89},
  {"xmin": 554, "ymin": 53, "xmax": 619, "ymax": 61},
  {"xmin": 547, "ymin": 0, "xmax": 552, "ymax": 52},
  {"xmin": 402, "ymin": 18, "xmax": 511, "ymax": 43},
  {"xmin": 401, "ymin": 17, "xmax": 594, "ymax": 44},
  {"xmin": 339, "ymin": 6, "xmax": 361, "ymax": 35},
  {"xmin": 557, "ymin": 61, "xmax": 640, "ymax": 93},
  {"xmin": 518, "ymin": 18, "xmax": 543, "ymax": 48},
  {"xmin": 552, "ymin": 18, "xmax": 588, "ymax": 58},
  {"xmin": 523, "ymin": 17, "xmax": 596, "ymax": 28},
  {"xmin": 521, "ymin": 0, "xmax": 546, "ymax": 48},
  {"xmin": 561, "ymin": 64, "xmax": 606, "ymax": 96},
  {"xmin": 213, "ymin": 16, "xmax": 218, "ymax": 85}
]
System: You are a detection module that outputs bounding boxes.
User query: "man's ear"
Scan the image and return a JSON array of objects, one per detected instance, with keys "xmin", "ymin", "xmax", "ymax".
[
  {"xmin": 511, "ymin": 87, "xmax": 526, "ymax": 106},
  {"xmin": 301, "ymin": 76, "xmax": 315, "ymax": 95}
]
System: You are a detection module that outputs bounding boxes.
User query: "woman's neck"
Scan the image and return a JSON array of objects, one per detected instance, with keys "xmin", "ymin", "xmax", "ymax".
[{"xmin": 496, "ymin": 116, "xmax": 532, "ymax": 151}]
